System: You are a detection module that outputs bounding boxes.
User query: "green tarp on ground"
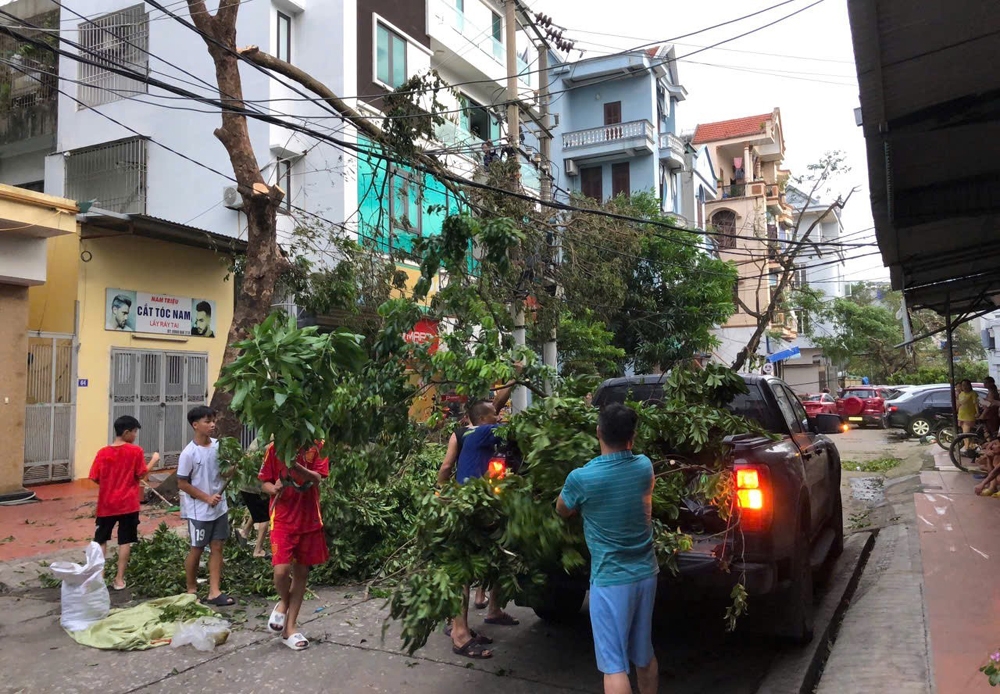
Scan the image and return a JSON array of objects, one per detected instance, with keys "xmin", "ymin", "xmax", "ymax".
[{"xmin": 67, "ymin": 593, "xmax": 218, "ymax": 651}]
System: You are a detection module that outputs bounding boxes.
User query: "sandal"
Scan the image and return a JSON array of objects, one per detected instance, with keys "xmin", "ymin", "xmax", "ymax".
[
  {"xmin": 443, "ymin": 625, "xmax": 492, "ymax": 644},
  {"xmin": 268, "ymin": 604, "xmax": 286, "ymax": 633},
  {"xmin": 282, "ymin": 632, "xmax": 309, "ymax": 651},
  {"xmin": 112, "ymin": 580, "xmax": 127, "ymax": 591},
  {"xmin": 452, "ymin": 638, "xmax": 492, "ymax": 659},
  {"xmin": 202, "ymin": 593, "xmax": 236, "ymax": 607},
  {"xmin": 474, "ymin": 599, "xmax": 489, "ymax": 610},
  {"xmin": 483, "ymin": 612, "xmax": 519, "ymax": 626}
]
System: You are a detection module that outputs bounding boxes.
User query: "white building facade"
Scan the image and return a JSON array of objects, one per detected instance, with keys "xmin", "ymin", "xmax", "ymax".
[
  {"xmin": 780, "ymin": 185, "xmax": 846, "ymax": 394},
  {"xmin": 1, "ymin": 0, "xmax": 358, "ymax": 248}
]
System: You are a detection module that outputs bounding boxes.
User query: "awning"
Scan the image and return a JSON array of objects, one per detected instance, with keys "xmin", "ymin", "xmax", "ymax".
[
  {"xmin": 767, "ymin": 346, "xmax": 800, "ymax": 363},
  {"xmin": 78, "ymin": 209, "xmax": 247, "ymax": 254},
  {"xmin": 847, "ymin": 0, "xmax": 1000, "ymax": 318}
]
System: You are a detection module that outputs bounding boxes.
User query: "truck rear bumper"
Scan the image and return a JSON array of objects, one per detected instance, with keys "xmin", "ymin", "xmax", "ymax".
[{"xmin": 668, "ymin": 553, "xmax": 777, "ymax": 597}]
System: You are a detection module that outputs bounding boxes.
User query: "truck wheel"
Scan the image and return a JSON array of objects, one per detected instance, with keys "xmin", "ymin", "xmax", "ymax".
[
  {"xmin": 781, "ymin": 524, "xmax": 815, "ymax": 645},
  {"xmin": 532, "ymin": 584, "xmax": 587, "ymax": 623},
  {"xmin": 829, "ymin": 492, "xmax": 845, "ymax": 560}
]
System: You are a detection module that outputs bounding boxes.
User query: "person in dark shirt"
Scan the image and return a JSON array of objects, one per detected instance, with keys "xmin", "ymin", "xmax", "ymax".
[{"xmin": 436, "ymin": 375, "xmax": 519, "ymax": 659}]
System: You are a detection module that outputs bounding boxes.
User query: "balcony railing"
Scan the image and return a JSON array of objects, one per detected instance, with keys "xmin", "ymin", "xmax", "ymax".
[
  {"xmin": 658, "ymin": 131, "xmax": 686, "ymax": 164},
  {"xmin": 434, "ymin": 0, "xmax": 531, "ymax": 87},
  {"xmin": 719, "ymin": 179, "xmax": 774, "ymax": 200},
  {"xmin": 722, "ymin": 182, "xmax": 747, "ymax": 199},
  {"xmin": 563, "ymin": 119, "xmax": 655, "ymax": 151}
]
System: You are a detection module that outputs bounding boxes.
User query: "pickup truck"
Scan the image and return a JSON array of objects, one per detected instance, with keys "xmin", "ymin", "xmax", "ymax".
[{"xmin": 526, "ymin": 373, "xmax": 844, "ymax": 644}]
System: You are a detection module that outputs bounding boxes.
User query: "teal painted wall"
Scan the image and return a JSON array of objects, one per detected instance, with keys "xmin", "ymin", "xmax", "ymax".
[{"xmin": 356, "ymin": 137, "xmax": 462, "ymax": 255}]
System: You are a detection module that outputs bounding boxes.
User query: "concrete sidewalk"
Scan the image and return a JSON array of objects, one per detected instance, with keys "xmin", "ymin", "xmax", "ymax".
[
  {"xmin": 816, "ymin": 444, "xmax": 1000, "ymax": 694},
  {"xmin": 917, "ymin": 448, "xmax": 1000, "ymax": 694}
]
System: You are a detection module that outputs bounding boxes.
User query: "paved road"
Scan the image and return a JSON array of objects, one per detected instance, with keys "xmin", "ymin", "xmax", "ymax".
[
  {"xmin": 0, "ymin": 576, "xmax": 847, "ymax": 694},
  {"xmin": 0, "ymin": 429, "xmax": 910, "ymax": 694}
]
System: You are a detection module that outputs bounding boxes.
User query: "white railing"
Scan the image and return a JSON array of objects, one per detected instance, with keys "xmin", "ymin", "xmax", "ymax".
[
  {"xmin": 432, "ymin": 0, "xmax": 531, "ymax": 87},
  {"xmin": 563, "ymin": 120, "xmax": 654, "ymax": 150},
  {"xmin": 659, "ymin": 132, "xmax": 685, "ymax": 159}
]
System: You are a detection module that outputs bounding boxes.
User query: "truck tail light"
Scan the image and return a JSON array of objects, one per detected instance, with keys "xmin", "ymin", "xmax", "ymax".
[
  {"xmin": 487, "ymin": 457, "xmax": 507, "ymax": 479},
  {"xmin": 734, "ymin": 463, "xmax": 773, "ymax": 532}
]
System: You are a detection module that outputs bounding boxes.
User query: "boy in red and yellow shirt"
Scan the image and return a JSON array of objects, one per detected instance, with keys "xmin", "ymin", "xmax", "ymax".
[
  {"xmin": 89, "ymin": 415, "xmax": 158, "ymax": 591},
  {"xmin": 259, "ymin": 441, "xmax": 329, "ymax": 651}
]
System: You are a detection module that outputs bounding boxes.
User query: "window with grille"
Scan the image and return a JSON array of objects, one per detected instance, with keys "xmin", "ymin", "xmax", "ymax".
[
  {"xmin": 712, "ymin": 210, "xmax": 737, "ymax": 249},
  {"xmin": 77, "ymin": 5, "xmax": 149, "ymax": 107},
  {"xmin": 65, "ymin": 137, "xmax": 147, "ymax": 214}
]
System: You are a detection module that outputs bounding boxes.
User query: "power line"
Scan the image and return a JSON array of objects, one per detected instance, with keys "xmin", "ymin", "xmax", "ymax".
[
  {"xmin": 40, "ymin": 67, "xmax": 876, "ymax": 293},
  {"xmin": 13, "ymin": 13, "xmax": 866, "ymax": 254},
  {"xmin": 546, "ymin": 0, "xmax": 828, "ymax": 107},
  {"xmin": 563, "ymin": 29, "xmax": 855, "ymax": 65},
  {"xmin": 2, "ymin": 6, "xmax": 870, "ymax": 258}
]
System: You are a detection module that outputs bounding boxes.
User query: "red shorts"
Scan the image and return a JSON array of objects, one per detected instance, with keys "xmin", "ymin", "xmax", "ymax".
[{"xmin": 270, "ymin": 528, "xmax": 329, "ymax": 567}]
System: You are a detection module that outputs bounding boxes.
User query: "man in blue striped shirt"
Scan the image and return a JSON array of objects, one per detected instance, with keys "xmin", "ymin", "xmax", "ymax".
[{"xmin": 557, "ymin": 403, "xmax": 659, "ymax": 694}]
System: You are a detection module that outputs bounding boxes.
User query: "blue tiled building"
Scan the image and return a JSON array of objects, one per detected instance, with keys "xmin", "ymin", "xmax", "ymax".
[{"xmin": 549, "ymin": 45, "xmax": 688, "ymax": 214}]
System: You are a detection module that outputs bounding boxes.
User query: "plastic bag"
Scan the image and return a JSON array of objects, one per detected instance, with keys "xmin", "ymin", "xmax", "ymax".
[
  {"xmin": 50, "ymin": 542, "xmax": 111, "ymax": 632},
  {"xmin": 170, "ymin": 617, "xmax": 231, "ymax": 652}
]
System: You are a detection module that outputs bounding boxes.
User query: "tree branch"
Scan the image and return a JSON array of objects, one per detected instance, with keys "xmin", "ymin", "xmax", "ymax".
[{"xmin": 238, "ymin": 46, "xmax": 464, "ymax": 201}]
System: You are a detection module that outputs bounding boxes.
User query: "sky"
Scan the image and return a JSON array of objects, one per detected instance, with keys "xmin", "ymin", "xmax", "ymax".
[{"xmin": 539, "ymin": 0, "xmax": 889, "ymax": 284}]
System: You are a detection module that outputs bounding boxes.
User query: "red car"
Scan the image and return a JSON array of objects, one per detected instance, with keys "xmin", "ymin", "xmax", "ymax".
[
  {"xmin": 801, "ymin": 393, "xmax": 838, "ymax": 418},
  {"xmin": 836, "ymin": 387, "xmax": 889, "ymax": 428}
]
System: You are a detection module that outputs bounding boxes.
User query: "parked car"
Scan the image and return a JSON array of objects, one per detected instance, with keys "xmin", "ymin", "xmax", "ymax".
[
  {"xmin": 527, "ymin": 374, "xmax": 844, "ymax": 645},
  {"xmin": 801, "ymin": 393, "xmax": 839, "ymax": 418},
  {"xmin": 885, "ymin": 384, "xmax": 988, "ymax": 437},
  {"xmin": 836, "ymin": 386, "xmax": 891, "ymax": 428}
]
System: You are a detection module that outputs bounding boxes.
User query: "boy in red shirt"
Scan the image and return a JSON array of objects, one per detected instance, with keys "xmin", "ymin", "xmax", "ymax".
[
  {"xmin": 89, "ymin": 415, "xmax": 158, "ymax": 590},
  {"xmin": 259, "ymin": 440, "xmax": 329, "ymax": 651}
]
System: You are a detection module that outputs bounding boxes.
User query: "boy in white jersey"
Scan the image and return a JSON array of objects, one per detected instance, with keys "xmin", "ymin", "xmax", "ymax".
[{"xmin": 177, "ymin": 406, "xmax": 236, "ymax": 607}]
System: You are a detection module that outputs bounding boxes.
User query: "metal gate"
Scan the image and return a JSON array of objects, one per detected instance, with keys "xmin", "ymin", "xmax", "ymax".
[
  {"xmin": 24, "ymin": 334, "xmax": 77, "ymax": 484},
  {"xmin": 110, "ymin": 349, "xmax": 208, "ymax": 469}
]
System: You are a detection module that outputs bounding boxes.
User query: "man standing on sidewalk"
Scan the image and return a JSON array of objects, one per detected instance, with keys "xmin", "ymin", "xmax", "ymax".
[{"xmin": 557, "ymin": 403, "xmax": 659, "ymax": 694}]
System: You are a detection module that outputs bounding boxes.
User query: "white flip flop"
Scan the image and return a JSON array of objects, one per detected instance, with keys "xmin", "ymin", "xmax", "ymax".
[
  {"xmin": 281, "ymin": 632, "xmax": 309, "ymax": 651},
  {"xmin": 268, "ymin": 604, "xmax": 286, "ymax": 633}
]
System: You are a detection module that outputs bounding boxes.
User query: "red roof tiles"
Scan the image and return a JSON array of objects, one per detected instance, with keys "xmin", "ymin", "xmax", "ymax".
[{"xmin": 691, "ymin": 113, "xmax": 773, "ymax": 145}]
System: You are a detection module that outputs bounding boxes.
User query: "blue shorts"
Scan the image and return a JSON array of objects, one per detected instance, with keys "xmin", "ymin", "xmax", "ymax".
[{"xmin": 589, "ymin": 575, "xmax": 657, "ymax": 675}]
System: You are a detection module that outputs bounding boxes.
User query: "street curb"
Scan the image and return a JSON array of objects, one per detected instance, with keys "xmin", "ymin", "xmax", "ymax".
[{"xmin": 754, "ymin": 529, "xmax": 878, "ymax": 694}]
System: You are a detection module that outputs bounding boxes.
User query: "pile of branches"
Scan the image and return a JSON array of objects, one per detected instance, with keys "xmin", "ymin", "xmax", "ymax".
[{"xmin": 388, "ymin": 364, "xmax": 761, "ymax": 653}]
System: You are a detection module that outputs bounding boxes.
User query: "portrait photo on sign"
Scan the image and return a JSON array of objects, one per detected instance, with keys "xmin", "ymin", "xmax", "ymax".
[
  {"xmin": 106, "ymin": 290, "xmax": 137, "ymax": 332},
  {"xmin": 191, "ymin": 299, "xmax": 216, "ymax": 338}
]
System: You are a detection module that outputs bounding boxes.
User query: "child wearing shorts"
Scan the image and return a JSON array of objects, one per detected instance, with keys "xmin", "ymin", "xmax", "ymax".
[
  {"xmin": 89, "ymin": 415, "xmax": 157, "ymax": 591},
  {"xmin": 259, "ymin": 440, "xmax": 330, "ymax": 651}
]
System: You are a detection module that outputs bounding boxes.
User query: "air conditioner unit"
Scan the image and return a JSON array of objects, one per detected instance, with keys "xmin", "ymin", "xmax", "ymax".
[
  {"xmin": 564, "ymin": 159, "xmax": 579, "ymax": 177},
  {"xmin": 222, "ymin": 186, "xmax": 243, "ymax": 210}
]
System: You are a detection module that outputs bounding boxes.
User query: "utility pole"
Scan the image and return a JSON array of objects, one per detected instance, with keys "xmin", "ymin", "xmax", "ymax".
[
  {"xmin": 537, "ymin": 44, "xmax": 558, "ymax": 395},
  {"xmin": 505, "ymin": 0, "xmax": 528, "ymax": 413}
]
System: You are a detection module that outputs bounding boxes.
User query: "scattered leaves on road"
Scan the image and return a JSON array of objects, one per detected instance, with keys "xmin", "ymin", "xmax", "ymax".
[{"xmin": 841, "ymin": 457, "xmax": 901, "ymax": 473}]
